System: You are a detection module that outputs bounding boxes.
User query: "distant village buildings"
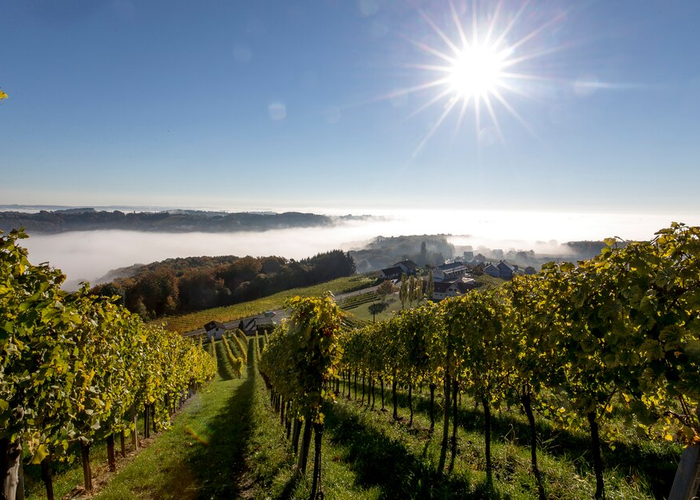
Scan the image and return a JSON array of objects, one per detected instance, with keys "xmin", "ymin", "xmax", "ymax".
[
  {"xmin": 378, "ymin": 259, "xmax": 418, "ymax": 280},
  {"xmin": 239, "ymin": 315, "xmax": 276, "ymax": 336}
]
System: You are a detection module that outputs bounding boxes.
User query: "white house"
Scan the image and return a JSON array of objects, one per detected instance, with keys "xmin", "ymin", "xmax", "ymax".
[
  {"xmin": 433, "ymin": 262, "xmax": 468, "ymax": 282},
  {"xmin": 431, "ymin": 278, "xmax": 477, "ymax": 301},
  {"xmin": 204, "ymin": 321, "xmax": 226, "ymax": 341},
  {"xmin": 378, "ymin": 266, "xmax": 403, "ymax": 281},
  {"xmin": 432, "ymin": 281, "xmax": 463, "ymax": 300}
]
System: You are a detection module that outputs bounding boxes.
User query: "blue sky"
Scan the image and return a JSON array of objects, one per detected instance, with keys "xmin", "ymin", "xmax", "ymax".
[{"xmin": 1, "ymin": 0, "xmax": 699, "ymax": 214}]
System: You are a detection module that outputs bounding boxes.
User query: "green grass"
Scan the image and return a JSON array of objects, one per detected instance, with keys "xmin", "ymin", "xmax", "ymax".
[
  {"xmin": 158, "ymin": 275, "xmax": 374, "ymax": 334},
  {"xmin": 345, "ymin": 296, "xmax": 419, "ymax": 324},
  {"xmin": 98, "ymin": 338, "xmax": 380, "ymax": 500},
  {"xmin": 329, "ymin": 378, "xmax": 680, "ymax": 499},
  {"xmin": 234, "ymin": 362, "xmax": 381, "ymax": 499},
  {"xmin": 97, "ymin": 343, "xmax": 253, "ymax": 499}
]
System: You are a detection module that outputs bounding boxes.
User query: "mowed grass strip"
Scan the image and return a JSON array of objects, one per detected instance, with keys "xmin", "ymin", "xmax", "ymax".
[
  {"xmin": 327, "ymin": 380, "xmax": 679, "ymax": 499},
  {"xmin": 158, "ymin": 275, "xmax": 374, "ymax": 334},
  {"xmin": 97, "ymin": 342, "xmax": 254, "ymax": 499},
  {"xmin": 242, "ymin": 362, "xmax": 381, "ymax": 498},
  {"xmin": 99, "ymin": 338, "xmax": 380, "ymax": 500}
]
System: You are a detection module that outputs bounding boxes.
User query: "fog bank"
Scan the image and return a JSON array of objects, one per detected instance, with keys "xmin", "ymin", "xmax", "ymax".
[{"xmin": 20, "ymin": 209, "xmax": 698, "ymax": 289}]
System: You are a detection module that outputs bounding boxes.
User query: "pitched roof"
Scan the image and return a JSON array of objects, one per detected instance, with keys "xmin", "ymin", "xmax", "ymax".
[
  {"xmin": 497, "ymin": 261, "xmax": 513, "ymax": 271},
  {"xmin": 394, "ymin": 259, "xmax": 418, "ymax": 270},
  {"xmin": 439, "ymin": 262, "xmax": 466, "ymax": 271},
  {"xmin": 433, "ymin": 281, "xmax": 458, "ymax": 293},
  {"xmin": 204, "ymin": 320, "xmax": 225, "ymax": 331},
  {"xmin": 240, "ymin": 316, "xmax": 274, "ymax": 331},
  {"xmin": 380, "ymin": 266, "xmax": 403, "ymax": 276}
]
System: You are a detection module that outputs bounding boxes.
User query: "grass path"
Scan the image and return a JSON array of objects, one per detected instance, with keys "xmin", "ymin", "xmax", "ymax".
[
  {"xmin": 97, "ymin": 340, "xmax": 379, "ymax": 499},
  {"xmin": 98, "ymin": 341, "xmax": 256, "ymax": 499}
]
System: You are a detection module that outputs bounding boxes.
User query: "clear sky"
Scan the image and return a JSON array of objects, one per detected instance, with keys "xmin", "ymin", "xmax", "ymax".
[{"xmin": 1, "ymin": 0, "xmax": 699, "ymax": 215}]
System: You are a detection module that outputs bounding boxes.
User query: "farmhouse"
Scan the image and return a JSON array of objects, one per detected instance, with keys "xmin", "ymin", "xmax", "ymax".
[
  {"xmin": 483, "ymin": 263, "xmax": 500, "ymax": 278},
  {"xmin": 497, "ymin": 260, "xmax": 514, "ymax": 280},
  {"xmin": 204, "ymin": 321, "xmax": 226, "ymax": 341},
  {"xmin": 239, "ymin": 316, "xmax": 275, "ymax": 336},
  {"xmin": 378, "ymin": 260, "xmax": 418, "ymax": 281},
  {"xmin": 378, "ymin": 265, "xmax": 403, "ymax": 281},
  {"xmin": 431, "ymin": 278, "xmax": 477, "ymax": 301},
  {"xmin": 433, "ymin": 262, "xmax": 468, "ymax": 282},
  {"xmin": 394, "ymin": 260, "xmax": 418, "ymax": 275}
]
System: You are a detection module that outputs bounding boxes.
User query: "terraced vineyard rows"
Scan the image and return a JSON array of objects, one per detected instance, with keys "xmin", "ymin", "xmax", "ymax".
[{"xmin": 339, "ymin": 291, "xmax": 379, "ymax": 310}]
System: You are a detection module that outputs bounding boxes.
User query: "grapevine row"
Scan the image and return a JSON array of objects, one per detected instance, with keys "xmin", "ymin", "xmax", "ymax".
[
  {"xmin": 0, "ymin": 230, "xmax": 217, "ymax": 499},
  {"xmin": 259, "ymin": 295, "xmax": 342, "ymax": 498},
  {"xmin": 337, "ymin": 223, "xmax": 700, "ymax": 499}
]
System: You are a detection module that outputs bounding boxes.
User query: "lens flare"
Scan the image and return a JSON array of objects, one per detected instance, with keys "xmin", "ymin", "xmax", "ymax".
[
  {"xmin": 387, "ymin": 0, "xmax": 567, "ymax": 156},
  {"xmin": 185, "ymin": 423, "xmax": 211, "ymax": 445}
]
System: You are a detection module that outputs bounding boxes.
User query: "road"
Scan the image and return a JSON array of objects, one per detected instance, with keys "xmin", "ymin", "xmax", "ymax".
[{"xmin": 182, "ymin": 285, "xmax": 378, "ymax": 338}]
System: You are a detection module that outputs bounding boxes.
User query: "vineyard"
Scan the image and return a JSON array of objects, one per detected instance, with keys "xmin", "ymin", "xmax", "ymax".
[
  {"xmin": 257, "ymin": 223, "xmax": 700, "ymax": 499},
  {"xmin": 157, "ymin": 275, "xmax": 374, "ymax": 334},
  {"xmin": 338, "ymin": 291, "xmax": 379, "ymax": 310},
  {"xmin": 3, "ymin": 223, "xmax": 700, "ymax": 499},
  {"xmin": 0, "ymin": 230, "xmax": 216, "ymax": 499}
]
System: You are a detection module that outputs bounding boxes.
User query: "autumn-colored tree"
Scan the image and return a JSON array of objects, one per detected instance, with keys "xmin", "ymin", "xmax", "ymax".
[{"xmin": 376, "ymin": 280, "xmax": 395, "ymax": 300}]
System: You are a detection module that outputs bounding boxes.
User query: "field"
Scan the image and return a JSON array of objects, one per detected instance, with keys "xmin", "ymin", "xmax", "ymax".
[
  {"xmin": 343, "ymin": 293, "xmax": 404, "ymax": 323},
  {"xmin": 157, "ymin": 275, "xmax": 374, "ymax": 334}
]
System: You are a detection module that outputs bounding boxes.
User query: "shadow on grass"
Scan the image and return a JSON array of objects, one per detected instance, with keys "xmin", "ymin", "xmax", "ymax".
[
  {"xmin": 324, "ymin": 403, "xmax": 509, "ymax": 499},
  {"xmin": 188, "ymin": 340, "xmax": 256, "ymax": 499},
  {"xmin": 345, "ymin": 382, "xmax": 678, "ymax": 498}
]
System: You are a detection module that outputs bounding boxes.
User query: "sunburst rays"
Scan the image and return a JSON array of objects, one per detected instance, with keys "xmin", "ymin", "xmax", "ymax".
[{"xmin": 397, "ymin": 0, "xmax": 565, "ymax": 157}]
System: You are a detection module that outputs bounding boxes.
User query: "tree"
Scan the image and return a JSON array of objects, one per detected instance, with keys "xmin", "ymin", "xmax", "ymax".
[
  {"xmin": 368, "ymin": 301, "xmax": 388, "ymax": 322},
  {"xmin": 0, "ymin": 230, "xmax": 216, "ymax": 499},
  {"xmin": 258, "ymin": 295, "xmax": 343, "ymax": 498},
  {"xmin": 411, "ymin": 275, "xmax": 423, "ymax": 306},
  {"xmin": 376, "ymin": 280, "xmax": 395, "ymax": 300},
  {"xmin": 419, "ymin": 241, "xmax": 428, "ymax": 266},
  {"xmin": 443, "ymin": 291, "xmax": 509, "ymax": 484},
  {"xmin": 399, "ymin": 274, "xmax": 409, "ymax": 309},
  {"xmin": 427, "ymin": 270, "xmax": 435, "ymax": 300}
]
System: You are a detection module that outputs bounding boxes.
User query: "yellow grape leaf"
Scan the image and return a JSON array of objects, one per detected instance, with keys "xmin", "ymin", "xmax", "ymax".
[
  {"xmin": 664, "ymin": 433, "xmax": 674, "ymax": 442},
  {"xmin": 31, "ymin": 444, "xmax": 48, "ymax": 464},
  {"xmin": 0, "ymin": 90, "xmax": 7, "ymax": 100}
]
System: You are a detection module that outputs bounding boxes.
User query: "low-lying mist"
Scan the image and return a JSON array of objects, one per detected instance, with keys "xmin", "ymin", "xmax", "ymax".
[{"xmin": 20, "ymin": 209, "xmax": 697, "ymax": 290}]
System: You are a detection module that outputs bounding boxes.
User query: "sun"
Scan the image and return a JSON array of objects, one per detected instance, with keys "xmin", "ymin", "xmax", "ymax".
[
  {"xmin": 448, "ymin": 45, "xmax": 506, "ymax": 99},
  {"xmin": 387, "ymin": 1, "xmax": 564, "ymax": 156}
]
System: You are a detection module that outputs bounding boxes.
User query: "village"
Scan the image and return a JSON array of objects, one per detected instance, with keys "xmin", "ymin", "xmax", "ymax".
[
  {"xmin": 198, "ymin": 254, "xmax": 539, "ymax": 341},
  {"xmin": 378, "ymin": 254, "xmax": 536, "ymax": 301}
]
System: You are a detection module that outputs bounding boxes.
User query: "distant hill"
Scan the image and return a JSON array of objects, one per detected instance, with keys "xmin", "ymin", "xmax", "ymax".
[
  {"xmin": 350, "ymin": 235, "xmax": 456, "ymax": 273},
  {"xmin": 92, "ymin": 250, "xmax": 356, "ymax": 320},
  {"xmin": 0, "ymin": 209, "xmax": 334, "ymax": 234}
]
